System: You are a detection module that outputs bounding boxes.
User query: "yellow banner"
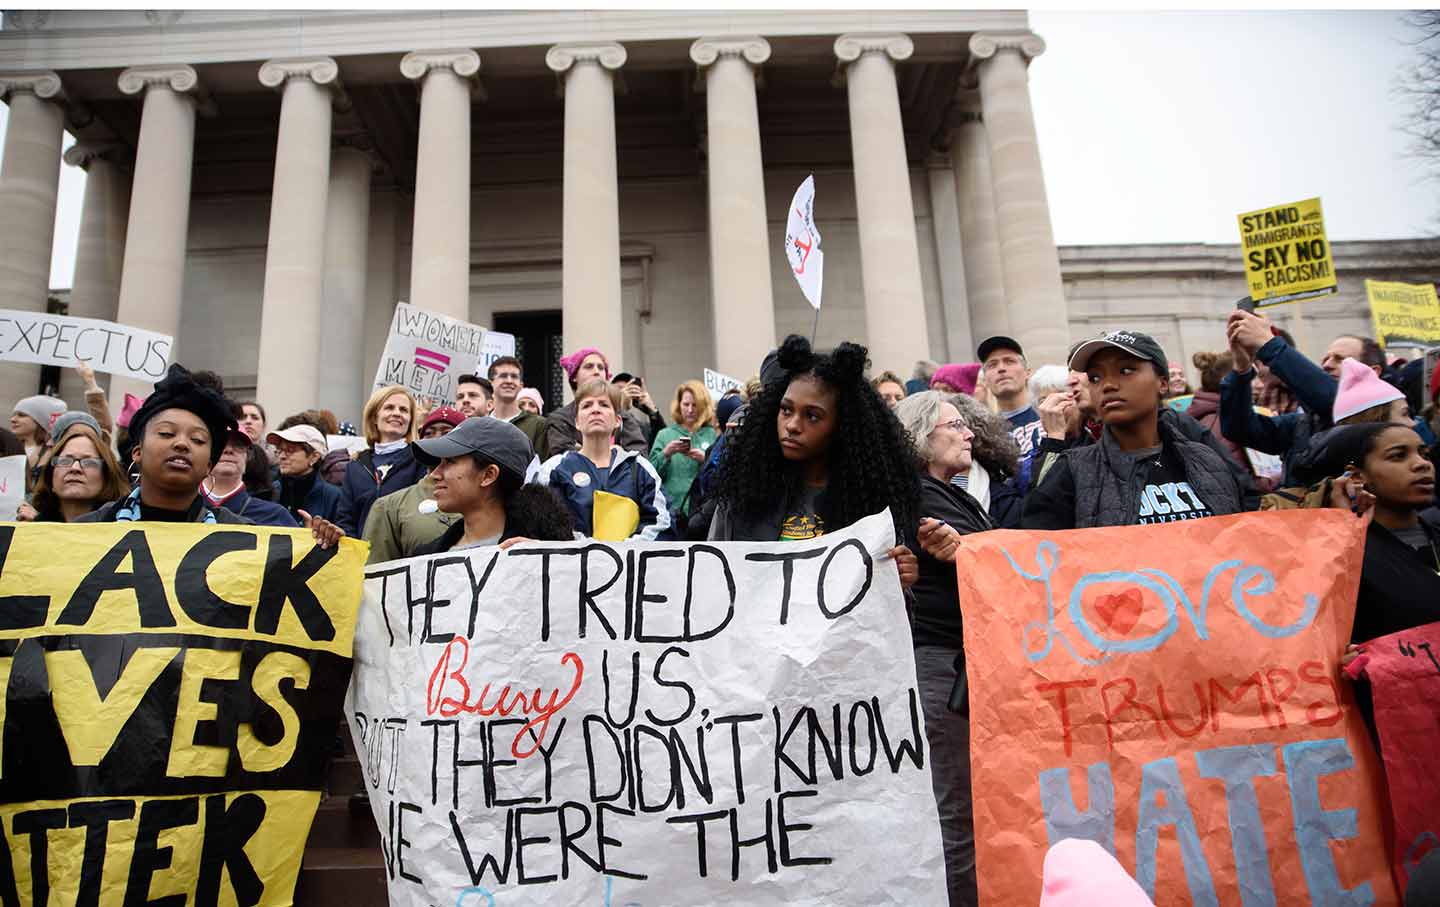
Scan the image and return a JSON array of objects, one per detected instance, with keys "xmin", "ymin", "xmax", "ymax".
[
  {"xmin": 0, "ymin": 790, "xmax": 319, "ymax": 906},
  {"xmin": 0, "ymin": 524, "xmax": 365, "ymax": 907},
  {"xmin": 1237, "ymin": 197, "xmax": 1338, "ymax": 305},
  {"xmin": 0, "ymin": 524, "xmax": 366, "ymax": 657},
  {"xmin": 1366, "ymin": 279, "xmax": 1440, "ymax": 348}
]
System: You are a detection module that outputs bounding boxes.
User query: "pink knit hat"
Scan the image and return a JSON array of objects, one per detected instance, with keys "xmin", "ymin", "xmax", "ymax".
[
  {"xmin": 559, "ymin": 347, "xmax": 611, "ymax": 384},
  {"xmin": 116, "ymin": 392, "xmax": 146, "ymax": 430},
  {"xmin": 517, "ymin": 387, "xmax": 544, "ymax": 412},
  {"xmin": 931, "ymin": 362, "xmax": 981, "ymax": 395},
  {"xmin": 1333, "ymin": 357, "xmax": 1402, "ymax": 422},
  {"xmin": 1040, "ymin": 839, "xmax": 1155, "ymax": 907}
]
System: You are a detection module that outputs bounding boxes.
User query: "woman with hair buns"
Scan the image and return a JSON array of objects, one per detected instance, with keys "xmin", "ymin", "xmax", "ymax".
[
  {"xmin": 1186, "ymin": 350, "xmax": 1249, "ymax": 472},
  {"xmin": 707, "ymin": 335, "xmax": 920, "ymax": 587}
]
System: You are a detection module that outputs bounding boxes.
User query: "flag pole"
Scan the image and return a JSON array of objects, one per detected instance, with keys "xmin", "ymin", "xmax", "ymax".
[{"xmin": 810, "ymin": 305, "xmax": 820, "ymax": 345}]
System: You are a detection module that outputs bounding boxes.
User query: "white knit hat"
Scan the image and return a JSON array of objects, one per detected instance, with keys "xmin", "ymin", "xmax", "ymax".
[{"xmin": 11, "ymin": 395, "xmax": 66, "ymax": 434}]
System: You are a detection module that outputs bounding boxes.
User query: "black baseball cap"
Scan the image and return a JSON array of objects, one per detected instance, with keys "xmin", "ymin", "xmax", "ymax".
[
  {"xmin": 411, "ymin": 416, "xmax": 533, "ymax": 481},
  {"xmin": 1068, "ymin": 330, "xmax": 1169, "ymax": 375},
  {"xmin": 977, "ymin": 336, "xmax": 1024, "ymax": 362}
]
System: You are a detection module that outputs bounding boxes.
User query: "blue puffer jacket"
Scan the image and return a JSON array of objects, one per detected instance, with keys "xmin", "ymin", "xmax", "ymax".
[
  {"xmin": 336, "ymin": 447, "xmax": 426, "ymax": 537},
  {"xmin": 532, "ymin": 447, "xmax": 671, "ymax": 541},
  {"xmin": 1219, "ymin": 336, "xmax": 1337, "ymax": 487}
]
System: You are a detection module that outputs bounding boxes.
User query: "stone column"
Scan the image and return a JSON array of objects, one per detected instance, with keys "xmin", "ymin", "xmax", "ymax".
[
  {"xmin": 254, "ymin": 57, "xmax": 343, "ymax": 421},
  {"xmin": 401, "ymin": 49, "xmax": 479, "ymax": 322},
  {"xmin": 59, "ymin": 143, "xmax": 132, "ymax": 404},
  {"xmin": 834, "ymin": 34, "xmax": 931, "ymax": 372},
  {"xmin": 969, "ymin": 33, "xmax": 1069, "ymax": 366},
  {"xmin": 318, "ymin": 143, "xmax": 374, "ymax": 420},
  {"xmin": 691, "ymin": 36, "xmax": 776, "ymax": 379},
  {"xmin": 926, "ymin": 152, "xmax": 972, "ymax": 361},
  {"xmin": 546, "ymin": 42, "xmax": 626, "ymax": 364},
  {"xmin": 0, "ymin": 71, "xmax": 66, "ymax": 405},
  {"xmin": 946, "ymin": 90, "xmax": 1009, "ymax": 348},
  {"xmin": 110, "ymin": 65, "xmax": 207, "ymax": 410}
]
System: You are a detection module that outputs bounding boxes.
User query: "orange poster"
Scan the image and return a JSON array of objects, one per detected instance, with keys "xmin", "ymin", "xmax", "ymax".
[{"xmin": 955, "ymin": 511, "xmax": 1398, "ymax": 906}]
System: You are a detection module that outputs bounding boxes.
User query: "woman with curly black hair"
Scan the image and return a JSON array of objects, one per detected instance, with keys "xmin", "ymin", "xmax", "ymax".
[{"xmin": 708, "ymin": 336, "xmax": 920, "ymax": 581}]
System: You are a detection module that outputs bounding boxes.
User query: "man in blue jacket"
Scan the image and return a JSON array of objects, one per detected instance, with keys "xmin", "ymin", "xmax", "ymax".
[{"xmin": 1220, "ymin": 309, "xmax": 1384, "ymax": 487}]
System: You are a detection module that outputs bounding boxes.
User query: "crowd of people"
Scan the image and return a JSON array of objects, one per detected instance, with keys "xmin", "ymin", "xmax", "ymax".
[{"xmin": 5, "ymin": 309, "xmax": 1439, "ymax": 905}]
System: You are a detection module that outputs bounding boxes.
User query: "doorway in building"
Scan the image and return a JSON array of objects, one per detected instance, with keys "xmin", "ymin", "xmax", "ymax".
[{"xmin": 493, "ymin": 311, "xmax": 565, "ymax": 414}]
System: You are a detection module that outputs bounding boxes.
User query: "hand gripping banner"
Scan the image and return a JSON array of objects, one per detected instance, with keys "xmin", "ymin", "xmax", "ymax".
[
  {"xmin": 955, "ymin": 511, "xmax": 1398, "ymax": 906},
  {"xmin": 0, "ymin": 524, "xmax": 366, "ymax": 906}
]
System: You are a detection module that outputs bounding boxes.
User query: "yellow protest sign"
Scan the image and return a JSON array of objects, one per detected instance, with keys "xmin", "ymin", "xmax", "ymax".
[
  {"xmin": 1237, "ymin": 197, "xmax": 1338, "ymax": 305},
  {"xmin": 1366, "ymin": 279, "xmax": 1440, "ymax": 348},
  {"xmin": 0, "ymin": 524, "xmax": 366, "ymax": 906}
]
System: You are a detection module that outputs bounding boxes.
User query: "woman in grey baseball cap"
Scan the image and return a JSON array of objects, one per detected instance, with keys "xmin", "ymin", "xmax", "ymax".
[
  {"xmin": 408, "ymin": 417, "xmax": 574, "ymax": 554},
  {"xmin": 1022, "ymin": 330, "xmax": 1250, "ymax": 529}
]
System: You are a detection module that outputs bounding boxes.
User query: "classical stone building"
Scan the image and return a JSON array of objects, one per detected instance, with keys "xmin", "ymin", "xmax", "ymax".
[{"xmin": 1, "ymin": 10, "xmax": 1433, "ymax": 426}]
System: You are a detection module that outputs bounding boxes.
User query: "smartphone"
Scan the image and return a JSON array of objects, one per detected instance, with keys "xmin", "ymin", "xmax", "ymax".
[
  {"xmin": 676, "ymin": 437, "xmax": 691, "ymax": 450},
  {"xmin": 1235, "ymin": 296, "xmax": 1257, "ymax": 314}
]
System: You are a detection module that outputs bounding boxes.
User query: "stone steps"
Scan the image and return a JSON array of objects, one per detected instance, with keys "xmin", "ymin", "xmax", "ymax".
[{"xmin": 293, "ymin": 728, "xmax": 387, "ymax": 905}]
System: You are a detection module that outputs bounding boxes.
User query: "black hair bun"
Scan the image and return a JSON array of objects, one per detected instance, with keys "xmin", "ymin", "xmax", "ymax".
[
  {"xmin": 777, "ymin": 334, "xmax": 814, "ymax": 373},
  {"xmin": 831, "ymin": 342, "xmax": 869, "ymax": 381}
]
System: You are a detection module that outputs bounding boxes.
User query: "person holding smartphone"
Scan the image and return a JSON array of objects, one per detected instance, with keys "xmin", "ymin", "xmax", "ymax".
[
  {"xmin": 613, "ymin": 372, "xmax": 666, "ymax": 447},
  {"xmin": 649, "ymin": 380, "xmax": 718, "ymax": 520}
]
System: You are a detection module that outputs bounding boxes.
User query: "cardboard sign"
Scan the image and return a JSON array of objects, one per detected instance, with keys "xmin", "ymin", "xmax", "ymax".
[
  {"xmin": 1237, "ymin": 198, "xmax": 1337, "ymax": 306},
  {"xmin": 1366, "ymin": 280, "xmax": 1440, "ymax": 349},
  {"xmin": 0, "ymin": 524, "xmax": 367, "ymax": 905},
  {"xmin": 479, "ymin": 330, "xmax": 517, "ymax": 374},
  {"xmin": 346, "ymin": 510, "xmax": 946, "ymax": 905},
  {"xmin": 0, "ymin": 455, "xmax": 24, "ymax": 521},
  {"xmin": 0, "ymin": 309, "xmax": 172, "ymax": 382},
  {"xmin": 955, "ymin": 511, "xmax": 1397, "ymax": 906},
  {"xmin": 703, "ymin": 367, "xmax": 743, "ymax": 399},
  {"xmin": 1346, "ymin": 619, "xmax": 1440, "ymax": 892},
  {"xmin": 784, "ymin": 175, "xmax": 824, "ymax": 310},
  {"xmin": 373, "ymin": 303, "xmax": 487, "ymax": 406}
]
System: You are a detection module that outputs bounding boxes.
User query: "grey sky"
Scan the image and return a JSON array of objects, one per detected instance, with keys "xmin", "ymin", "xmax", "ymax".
[
  {"xmin": 1029, "ymin": 9, "xmax": 1437, "ymax": 244},
  {"xmin": 1, "ymin": 9, "xmax": 1434, "ymax": 289}
]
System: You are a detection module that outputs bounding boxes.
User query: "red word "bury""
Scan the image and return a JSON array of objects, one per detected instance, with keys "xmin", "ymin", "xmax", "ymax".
[{"xmin": 424, "ymin": 636, "xmax": 584, "ymax": 759}]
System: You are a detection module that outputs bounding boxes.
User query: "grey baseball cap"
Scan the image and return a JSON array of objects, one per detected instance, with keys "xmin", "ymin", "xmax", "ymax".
[{"xmin": 411, "ymin": 416, "xmax": 532, "ymax": 480}]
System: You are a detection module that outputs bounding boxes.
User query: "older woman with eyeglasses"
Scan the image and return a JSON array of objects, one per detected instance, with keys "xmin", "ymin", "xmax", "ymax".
[
  {"xmin": 894, "ymin": 389, "xmax": 992, "ymax": 907},
  {"xmin": 17, "ymin": 417, "xmax": 131, "ymax": 523}
]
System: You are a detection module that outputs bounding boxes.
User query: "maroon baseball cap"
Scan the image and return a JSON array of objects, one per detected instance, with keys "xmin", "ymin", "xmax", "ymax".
[{"xmin": 422, "ymin": 406, "xmax": 466, "ymax": 433}]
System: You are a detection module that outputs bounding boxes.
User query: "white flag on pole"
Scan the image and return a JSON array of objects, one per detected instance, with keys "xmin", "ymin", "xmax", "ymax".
[{"xmin": 785, "ymin": 174, "xmax": 824, "ymax": 310}]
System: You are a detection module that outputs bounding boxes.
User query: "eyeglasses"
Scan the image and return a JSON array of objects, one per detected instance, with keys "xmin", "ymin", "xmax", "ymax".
[
  {"xmin": 933, "ymin": 419, "xmax": 968, "ymax": 433},
  {"xmin": 54, "ymin": 455, "xmax": 103, "ymax": 471}
]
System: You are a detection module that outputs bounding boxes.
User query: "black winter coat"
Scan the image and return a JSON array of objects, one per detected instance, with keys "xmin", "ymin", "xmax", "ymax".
[
  {"xmin": 912, "ymin": 474, "xmax": 992, "ymax": 650},
  {"xmin": 1352, "ymin": 510, "xmax": 1440, "ymax": 644}
]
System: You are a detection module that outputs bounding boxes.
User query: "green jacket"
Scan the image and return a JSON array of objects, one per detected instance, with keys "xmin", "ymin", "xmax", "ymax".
[
  {"xmin": 648, "ymin": 423, "xmax": 718, "ymax": 516},
  {"xmin": 362, "ymin": 475, "xmax": 458, "ymax": 564}
]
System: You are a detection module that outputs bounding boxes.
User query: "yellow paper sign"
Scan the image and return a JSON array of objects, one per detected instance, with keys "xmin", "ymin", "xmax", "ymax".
[
  {"xmin": 1237, "ymin": 197, "xmax": 1337, "ymax": 305},
  {"xmin": 1366, "ymin": 279, "xmax": 1440, "ymax": 348}
]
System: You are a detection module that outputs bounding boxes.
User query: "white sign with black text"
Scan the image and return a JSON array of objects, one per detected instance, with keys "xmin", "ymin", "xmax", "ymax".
[
  {"xmin": 347, "ymin": 510, "xmax": 946, "ymax": 906},
  {"xmin": 0, "ymin": 309, "xmax": 172, "ymax": 382}
]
